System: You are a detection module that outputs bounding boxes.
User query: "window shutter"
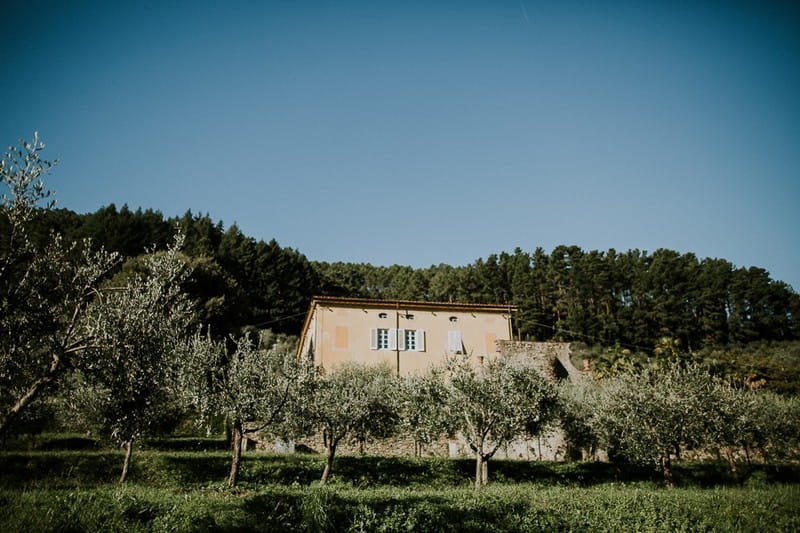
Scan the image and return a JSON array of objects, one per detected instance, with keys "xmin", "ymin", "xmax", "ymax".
[
  {"xmin": 397, "ymin": 329, "xmax": 406, "ymax": 351},
  {"xmin": 417, "ymin": 330, "xmax": 425, "ymax": 352},
  {"xmin": 370, "ymin": 328, "xmax": 378, "ymax": 350},
  {"xmin": 388, "ymin": 328, "xmax": 398, "ymax": 350},
  {"xmin": 448, "ymin": 330, "xmax": 463, "ymax": 353}
]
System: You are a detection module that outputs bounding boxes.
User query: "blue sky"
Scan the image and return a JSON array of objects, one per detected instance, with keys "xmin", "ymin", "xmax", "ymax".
[{"xmin": 2, "ymin": 1, "xmax": 799, "ymax": 290}]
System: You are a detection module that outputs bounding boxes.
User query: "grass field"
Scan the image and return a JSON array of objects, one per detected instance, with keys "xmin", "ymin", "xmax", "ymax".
[{"xmin": 1, "ymin": 435, "xmax": 798, "ymax": 531}]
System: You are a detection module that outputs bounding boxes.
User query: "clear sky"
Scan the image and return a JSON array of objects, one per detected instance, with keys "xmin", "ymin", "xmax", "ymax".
[{"xmin": 2, "ymin": 1, "xmax": 798, "ymax": 290}]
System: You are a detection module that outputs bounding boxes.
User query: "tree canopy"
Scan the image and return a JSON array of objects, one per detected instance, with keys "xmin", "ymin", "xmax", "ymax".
[
  {"xmin": 28, "ymin": 205, "xmax": 798, "ymax": 351},
  {"xmin": 436, "ymin": 354, "xmax": 558, "ymax": 488},
  {"xmin": 180, "ymin": 331, "xmax": 311, "ymax": 487},
  {"xmin": 293, "ymin": 362, "xmax": 401, "ymax": 484}
]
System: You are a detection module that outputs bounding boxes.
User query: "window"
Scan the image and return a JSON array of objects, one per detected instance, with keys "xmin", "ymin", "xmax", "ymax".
[
  {"xmin": 448, "ymin": 330, "xmax": 463, "ymax": 354},
  {"xmin": 405, "ymin": 329, "xmax": 417, "ymax": 350},
  {"xmin": 484, "ymin": 332, "xmax": 497, "ymax": 354},
  {"xmin": 377, "ymin": 328, "xmax": 390, "ymax": 349},
  {"xmin": 370, "ymin": 328, "xmax": 424, "ymax": 352},
  {"xmin": 400, "ymin": 329, "xmax": 425, "ymax": 352},
  {"xmin": 370, "ymin": 328, "xmax": 396, "ymax": 350}
]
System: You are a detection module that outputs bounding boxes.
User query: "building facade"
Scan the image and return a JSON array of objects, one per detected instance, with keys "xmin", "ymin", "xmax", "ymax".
[{"xmin": 297, "ymin": 296, "xmax": 516, "ymax": 375}]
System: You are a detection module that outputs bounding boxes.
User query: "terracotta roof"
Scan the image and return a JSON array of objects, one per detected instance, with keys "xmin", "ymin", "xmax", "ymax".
[{"xmin": 308, "ymin": 295, "xmax": 516, "ymax": 313}]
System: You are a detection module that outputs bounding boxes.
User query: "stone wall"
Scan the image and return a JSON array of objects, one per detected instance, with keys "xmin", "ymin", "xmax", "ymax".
[
  {"xmin": 254, "ymin": 433, "xmax": 454, "ymax": 457},
  {"xmin": 255, "ymin": 432, "xmax": 570, "ymax": 461},
  {"xmin": 494, "ymin": 341, "xmax": 583, "ymax": 460},
  {"xmin": 496, "ymin": 341, "xmax": 583, "ymax": 383}
]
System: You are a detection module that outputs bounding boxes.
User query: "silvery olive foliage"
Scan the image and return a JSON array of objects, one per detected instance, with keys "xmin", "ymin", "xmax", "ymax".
[
  {"xmin": 705, "ymin": 383, "xmax": 763, "ymax": 480},
  {"xmin": 295, "ymin": 362, "xmax": 401, "ymax": 484},
  {"xmin": 71, "ymin": 237, "xmax": 193, "ymax": 481},
  {"xmin": 0, "ymin": 132, "xmax": 54, "ymax": 231},
  {"xmin": 720, "ymin": 389, "xmax": 800, "ymax": 462},
  {"xmin": 702, "ymin": 383, "xmax": 800, "ymax": 480},
  {"xmin": 556, "ymin": 378, "xmax": 603, "ymax": 461},
  {"xmin": 78, "ymin": 238, "xmax": 192, "ymax": 438},
  {"xmin": 180, "ymin": 331, "xmax": 313, "ymax": 435},
  {"xmin": 399, "ymin": 371, "xmax": 456, "ymax": 456},
  {"xmin": 1, "ymin": 135, "xmax": 119, "ymax": 435},
  {"xmin": 179, "ymin": 330, "xmax": 315, "ymax": 487},
  {"xmin": 437, "ymin": 354, "xmax": 558, "ymax": 488},
  {"xmin": 562, "ymin": 364, "xmax": 800, "ymax": 484},
  {"xmin": 588, "ymin": 363, "xmax": 717, "ymax": 487}
]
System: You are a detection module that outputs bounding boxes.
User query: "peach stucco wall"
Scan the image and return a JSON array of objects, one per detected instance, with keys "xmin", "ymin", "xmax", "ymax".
[{"xmin": 307, "ymin": 303, "xmax": 512, "ymax": 375}]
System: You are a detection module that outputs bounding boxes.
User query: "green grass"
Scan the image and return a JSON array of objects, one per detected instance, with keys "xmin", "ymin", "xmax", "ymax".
[
  {"xmin": 1, "ymin": 484, "xmax": 798, "ymax": 532},
  {"xmin": 2, "ymin": 437, "xmax": 799, "ymax": 531},
  {"xmin": 3, "ymin": 447, "xmax": 798, "ymax": 489}
]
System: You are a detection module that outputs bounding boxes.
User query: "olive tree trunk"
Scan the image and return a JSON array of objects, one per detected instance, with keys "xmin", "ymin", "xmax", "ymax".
[
  {"xmin": 724, "ymin": 446, "xmax": 740, "ymax": 484},
  {"xmin": 228, "ymin": 419, "xmax": 244, "ymax": 488},
  {"xmin": 119, "ymin": 439, "xmax": 135, "ymax": 483},
  {"xmin": 320, "ymin": 441, "xmax": 338, "ymax": 484},
  {"xmin": 473, "ymin": 436, "xmax": 492, "ymax": 490},
  {"xmin": 661, "ymin": 450, "xmax": 674, "ymax": 488}
]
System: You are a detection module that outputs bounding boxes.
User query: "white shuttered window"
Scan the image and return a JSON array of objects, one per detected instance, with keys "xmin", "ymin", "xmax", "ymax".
[
  {"xmin": 371, "ymin": 328, "xmax": 425, "ymax": 352},
  {"xmin": 448, "ymin": 330, "xmax": 463, "ymax": 354},
  {"xmin": 370, "ymin": 328, "xmax": 393, "ymax": 350}
]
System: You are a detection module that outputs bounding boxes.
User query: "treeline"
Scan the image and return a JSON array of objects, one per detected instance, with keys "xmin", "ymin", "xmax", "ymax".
[
  {"xmin": 29, "ymin": 204, "xmax": 799, "ymax": 352},
  {"xmin": 30, "ymin": 204, "xmax": 318, "ymax": 335},
  {"xmin": 316, "ymin": 249, "xmax": 799, "ymax": 351}
]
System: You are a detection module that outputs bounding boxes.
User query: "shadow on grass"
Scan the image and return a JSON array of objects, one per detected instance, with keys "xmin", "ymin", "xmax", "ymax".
[
  {"xmin": 305, "ymin": 455, "xmax": 800, "ymax": 489},
  {"xmin": 35, "ymin": 436, "xmax": 101, "ymax": 451},
  {"xmin": 0, "ymin": 451, "xmax": 124, "ymax": 488},
  {"xmin": 2, "ymin": 447, "xmax": 798, "ymax": 490},
  {"xmin": 150, "ymin": 453, "xmax": 231, "ymax": 486},
  {"xmin": 140, "ymin": 437, "xmax": 229, "ymax": 452},
  {"xmin": 240, "ymin": 486, "xmax": 569, "ymax": 532},
  {"xmin": 674, "ymin": 460, "xmax": 800, "ymax": 488},
  {"xmin": 491, "ymin": 460, "xmax": 660, "ymax": 486},
  {"xmin": 241, "ymin": 488, "xmax": 496, "ymax": 533}
]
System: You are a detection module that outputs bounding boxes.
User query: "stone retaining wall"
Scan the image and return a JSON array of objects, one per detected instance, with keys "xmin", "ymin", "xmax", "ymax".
[{"xmin": 496, "ymin": 341, "xmax": 583, "ymax": 383}]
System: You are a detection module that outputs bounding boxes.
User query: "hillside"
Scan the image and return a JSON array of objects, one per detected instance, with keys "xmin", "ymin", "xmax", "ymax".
[{"xmin": 17, "ymin": 203, "xmax": 798, "ymax": 392}]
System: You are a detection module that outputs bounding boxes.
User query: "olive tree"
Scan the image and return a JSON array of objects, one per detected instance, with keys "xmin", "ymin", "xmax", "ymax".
[
  {"xmin": 590, "ymin": 363, "xmax": 717, "ymax": 487},
  {"xmin": 557, "ymin": 379, "xmax": 602, "ymax": 461},
  {"xmin": 1, "ymin": 134, "xmax": 119, "ymax": 436},
  {"xmin": 706, "ymin": 384, "xmax": 799, "ymax": 479},
  {"xmin": 399, "ymin": 371, "xmax": 455, "ymax": 456},
  {"xmin": 741, "ymin": 391, "xmax": 800, "ymax": 462},
  {"xmin": 74, "ymin": 239, "xmax": 193, "ymax": 482},
  {"xmin": 704, "ymin": 383, "xmax": 765, "ymax": 481},
  {"xmin": 439, "ymin": 354, "xmax": 558, "ymax": 489},
  {"xmin": 295, "ymin": 362, "xmax": 400, "ymax": 484},
  {"xmin": 180, "ymin": 331, "xmax": 314, "ymax": 487}
]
